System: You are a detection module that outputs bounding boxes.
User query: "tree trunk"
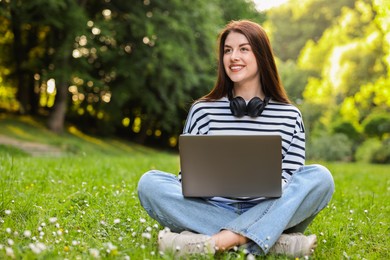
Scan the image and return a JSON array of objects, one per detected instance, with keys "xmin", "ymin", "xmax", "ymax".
[
  {"xmin": 47, "ymin": 53, "xmax": 69, "ymax": 133},
  {"xmin": 47, "ymin": 79, "xmax": 68, "ymax": 133}
]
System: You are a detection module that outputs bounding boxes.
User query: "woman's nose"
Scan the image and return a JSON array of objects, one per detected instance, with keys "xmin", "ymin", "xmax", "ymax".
[{"xmin": 230, "ymin": 50, "xmax": 240, "ymax": 61}]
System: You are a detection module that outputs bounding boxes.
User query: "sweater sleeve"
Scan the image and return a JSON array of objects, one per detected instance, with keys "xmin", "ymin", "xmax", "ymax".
[
  {"xmin": 281, "ymin": 110, "xmax": 306, "ymax": 180},
  {"xmin": 182, "ymin": 102, "xmax": 203, "ymax": 134}
]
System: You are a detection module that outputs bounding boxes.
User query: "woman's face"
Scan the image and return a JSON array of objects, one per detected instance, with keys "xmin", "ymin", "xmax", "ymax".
[{"xmin": 223, "ymin": 32, "xmax": 260, "ymax": 89}]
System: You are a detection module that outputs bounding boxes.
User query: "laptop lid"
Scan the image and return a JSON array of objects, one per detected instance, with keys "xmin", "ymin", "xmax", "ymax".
[{"xmin": 179, "ymin": 134, "xmax": 282, "ymax": 198}]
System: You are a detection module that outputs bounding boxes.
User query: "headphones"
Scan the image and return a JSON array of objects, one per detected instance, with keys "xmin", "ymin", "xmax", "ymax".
[{"xmin": 229, "ymin": 89, "xmax": 270, "ymax": 117}]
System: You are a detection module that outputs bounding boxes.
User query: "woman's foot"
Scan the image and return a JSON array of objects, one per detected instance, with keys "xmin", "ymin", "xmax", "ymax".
[
  {"xmin": 269, "ymin": 233, "xmax": 317, "ymax": 257},
  {"xmin": 158, "ymin": 228, "xmax": 216, "ymax": 257}
]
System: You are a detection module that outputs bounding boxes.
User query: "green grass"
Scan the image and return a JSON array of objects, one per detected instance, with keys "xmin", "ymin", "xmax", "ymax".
[{"xmin": 0, "ymin": 116, "xmax": 389, "ymax": 259}]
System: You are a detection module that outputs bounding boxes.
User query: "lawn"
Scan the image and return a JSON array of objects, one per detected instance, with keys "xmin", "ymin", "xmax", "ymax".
[{"xmin": 0, "ymin": 116, "xmax": 389, "ymax": 259}]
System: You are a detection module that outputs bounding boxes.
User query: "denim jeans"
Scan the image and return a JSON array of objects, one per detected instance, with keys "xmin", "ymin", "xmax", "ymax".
[{"xmin": 137, "ymin": 164, "xmax": 334, "ymax": 255}]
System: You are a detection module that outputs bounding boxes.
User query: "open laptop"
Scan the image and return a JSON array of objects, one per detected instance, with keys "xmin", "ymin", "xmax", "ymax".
[{"xmin": 179, "ymin": 134, "xmax": 282, "ymax": 198}]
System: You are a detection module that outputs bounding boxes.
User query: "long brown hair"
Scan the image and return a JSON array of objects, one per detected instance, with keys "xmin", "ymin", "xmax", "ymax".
[{"xmin": 201, "ymin": 20, "xmax": 290, "ymax": 103}]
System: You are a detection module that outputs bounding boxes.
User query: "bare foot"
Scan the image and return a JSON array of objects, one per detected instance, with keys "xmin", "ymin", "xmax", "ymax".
[{"xmin": 211, "ymin": 230, "xmax": 249, "ymax": 251}]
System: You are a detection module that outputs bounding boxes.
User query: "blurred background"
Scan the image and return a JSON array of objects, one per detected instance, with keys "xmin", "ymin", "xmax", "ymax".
[{"xmin": 0, "ymin": 0, "xmax": 389, "ymax": 163}]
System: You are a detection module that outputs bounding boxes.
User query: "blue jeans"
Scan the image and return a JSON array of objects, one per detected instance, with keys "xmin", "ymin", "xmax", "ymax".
[{"xmin": 137, "ymin": 164, "xmax": 334, "ymax": 255}]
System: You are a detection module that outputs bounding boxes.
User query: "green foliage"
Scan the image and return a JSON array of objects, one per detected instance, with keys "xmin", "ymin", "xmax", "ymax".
[
  {"xmin": 355, "ymin": 138, "xmax": 382, "ymax": 163},
  {"xmin": 265, "ymin": 0, "xmax": 355, "ymax": 61},
  {"xmin": 0, "ymin": 0, "xmax": 264, "ymax": 146},
  {"xmin": 362, "ymin": 113, "xmax": 390, "ymax": 139},
  {"xmin": 371, "ymin": 138, "xmax": 390, "ymax": 163},
  {"xmin": 355, "ymin": 137, "xmax": 390, "ymax": 164},
  {"xmin": 331, "ymin": 120, "xmax": 361, "ymax": 142},
  {"xmin": 277, "ymin": 59, "xmax": 309, "ymax": 103},
  {"xmin": 308, "ymin": 133, "xmax": 353, "ymax": 161}
]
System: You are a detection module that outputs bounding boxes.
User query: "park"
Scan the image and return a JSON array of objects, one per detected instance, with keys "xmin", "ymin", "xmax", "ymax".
[{"xmin": 1, "ymin": 0, "xmax": 389, "ymax": 259}]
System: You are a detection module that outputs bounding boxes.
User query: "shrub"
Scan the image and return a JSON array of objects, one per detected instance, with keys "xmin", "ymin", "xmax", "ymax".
[
  {"xmin": 355, "ymin": 138, "xmax": 390, "ymax": 164},
  {"xmin": 362, "ymin": 113, "xmax": 390, "ymax": 139},
  {"xmin": 308, "ymin": 133, "xmax": 353, "ymax": 161},
  {"xmin": 372, "ymin": 138, "xmax": 390, "ymax": 164},
  {"xmin": 331, "ymin": 120, "xmax": 361, "ymax": 142},
  {"xmin": 355, "ymin": 138, "xmax": 382, "ymax": 163}
]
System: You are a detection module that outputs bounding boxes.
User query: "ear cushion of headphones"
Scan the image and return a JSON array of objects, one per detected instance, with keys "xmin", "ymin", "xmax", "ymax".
[
  {"xmin": 229, "ymin": 96, "xmax": 247, "ymax": 117},
  {"xmin": 247, "ymin": 97, "xmax": 265, "ymax": 117}
]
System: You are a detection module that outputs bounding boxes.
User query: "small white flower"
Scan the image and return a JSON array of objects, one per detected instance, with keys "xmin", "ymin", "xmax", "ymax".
[
  {"xmin": 5, "ymin": 247, "xmax": 14, "ymax": 257},
  {"xmin": 29, "ymin": 242, "xmax": 47, "ymax": 254},
  {"xmin": 247, "ymin": 253, "xmax": 256, "ymax": 260},
  {"xmin": 146, "ymin": 226, "xmax": 152, "ymax": 232},
  {"xmin": 140, "ymin": 218, "xmax": 146, "ymax": 223},
  {"xmin": 6, "ymin": 228, "xmax": 11, "ymax": 234},
  {"xmin": 39, "ymin": 231, "xmax": 45, "ymax": 237},
  {"xmin": 49, "ymin": 217, "xmax": 58, "ymax": 223},
  {"xmin": 72, "ymin": 240, "xmax": 79, "ymax": 246},
  {"xmin": 55, "ymin": 223, "xmax": 60, "ymax": 228},
  {"xmin": 89, "ymin": 248, "xmax": 100, "ymax": 258},
  {"xmin": 7, "ymin": 239, "xmax": 14, "ymax": 246},
  {"xmin": 41, "ymin": 222, "xmax": 46, "ymax": 227},
  {"xmin": 24, "ymin": 230, "xmax": 32, "ymax": 237},
  {"xmin": 114, "ymin": 219, "xmax": 120, "ymax": 224},
  {"xmin": 5, "ymin": 210, "xmax": 11, "ymax": 215},
  {"xmin": 364, "ymin": 209, "xmax": 368, "ymax": 214},
  {"xmin": 142, "ymin": 232, "xmax": 151, "ymax": 240},
  {"xmin": 349, "ymin": 210, "xmax": 354, "ymax": 214}
]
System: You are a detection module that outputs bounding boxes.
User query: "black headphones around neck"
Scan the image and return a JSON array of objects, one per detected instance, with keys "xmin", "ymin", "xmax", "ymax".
[{"xmin": 228, "ymin": 89, "xmax": 270, "ymax": 117}]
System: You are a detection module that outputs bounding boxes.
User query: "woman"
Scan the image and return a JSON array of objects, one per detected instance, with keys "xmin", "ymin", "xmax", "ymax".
[{"xmin": 137, "ymin": 20, "xmax": 334, "ymax": 257}]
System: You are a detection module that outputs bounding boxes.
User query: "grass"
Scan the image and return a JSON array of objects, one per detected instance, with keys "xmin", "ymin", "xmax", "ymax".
[{"xmin": 0, "ymin": 115, "xmax": 389, "ymax": 259}]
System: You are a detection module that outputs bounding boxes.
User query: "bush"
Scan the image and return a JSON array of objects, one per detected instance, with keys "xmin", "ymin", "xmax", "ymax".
[
  {"xmin": 355, "ymin": 138, "xmax": 390, "ymax": 164},
  {"xmin": 331, "ymin": 120, "xmax": 361, "ymax": 142},
  {"xmin": 308, "ymin": 133, "xmax": 353, "ymax": 161},
  {"xmin": 372, "ymin": 138, "xmax": 390, "ymax": 164},
  {"xmin": 355, "ymin": 138, "xmax": 382, "ymax": 163},
  {"xmin": 362, "ymin": 113, "xmax": 390, "ymax": 138}
]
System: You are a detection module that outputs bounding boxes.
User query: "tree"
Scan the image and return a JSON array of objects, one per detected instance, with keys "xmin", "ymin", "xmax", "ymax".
[{"xmin": 265, "ymin": 0, "xmax": 355, "ymax": 61}]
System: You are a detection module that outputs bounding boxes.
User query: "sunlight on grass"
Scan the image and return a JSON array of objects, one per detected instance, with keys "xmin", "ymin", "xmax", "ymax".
[
  {"xmin": 68, "ymin": 125, "xmax": 110, "ymax": 148},
  {"xmin": 5, "ymin": 125, "xmax": 36, "ymax": 140}
]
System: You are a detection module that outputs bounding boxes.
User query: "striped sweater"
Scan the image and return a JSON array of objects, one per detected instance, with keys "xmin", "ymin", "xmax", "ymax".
[{"xmin": 182, "ymin": 97, "xmax": 305, "ymax": 203}]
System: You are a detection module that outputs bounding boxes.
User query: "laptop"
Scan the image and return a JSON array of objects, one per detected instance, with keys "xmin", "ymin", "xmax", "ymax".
[{"xmin": 179, "ymin": 134, "xmax": 282, "ymax": 198}]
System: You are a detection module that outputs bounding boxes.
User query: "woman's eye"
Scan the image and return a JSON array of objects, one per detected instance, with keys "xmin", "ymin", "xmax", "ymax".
[
  {"xmin": 241, "ymin": 47, "xmax": 249, "ymax": 52},
  {"xmin": 224, "ymin": 49, "xmax": 232, "ymax": 54}
]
